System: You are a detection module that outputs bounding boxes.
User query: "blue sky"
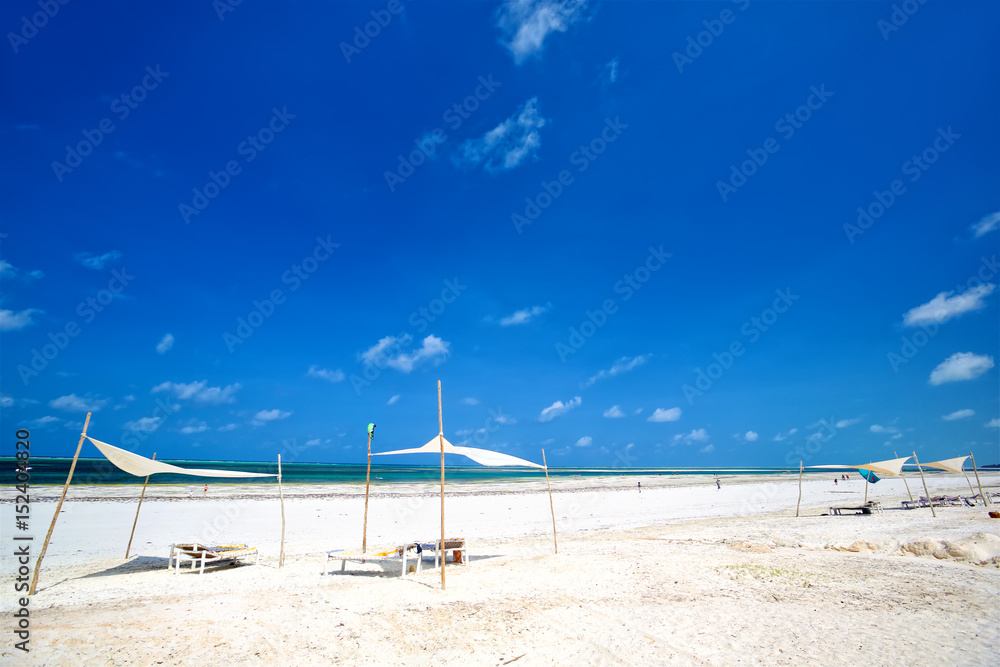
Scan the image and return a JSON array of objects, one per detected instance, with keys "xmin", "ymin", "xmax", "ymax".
[{"xmin": 1, "ymin": 0, "xmax": 997, "ymax": 468}]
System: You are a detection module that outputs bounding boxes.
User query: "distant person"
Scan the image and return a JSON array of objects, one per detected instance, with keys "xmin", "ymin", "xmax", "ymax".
[
  {"xmin": 834, "ymin": 478, "xmax": 838, "ymax": 486},
  {"xmin": 204, "ymin": 484, "xmax": 208, "ymax": 496},
  {"xmin": 637, "ymin": 481, "xmax": 642, "ymax": 493},
  {"xmin": 716, "ymin": 479, "xmax": 721, "ymax": 490}
]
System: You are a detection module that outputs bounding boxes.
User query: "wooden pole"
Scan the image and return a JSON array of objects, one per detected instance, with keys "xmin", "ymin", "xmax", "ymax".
[
  {"xmin": 125, "ymin": 452, "xmax": 155, "ymax": 559},
  {"xmin": 864, "ymin": 464, "xmax": 870, "ymax": 505},
  {"xmin": 542, "ymin": 449, "xmax": 558, "ymax": 553},
  {"xmin": 438, "ymin": 380, "xmax": 446, "ymax": 591},
  {"xmin": 278, "ymin": 455, "xmax": 286, "ymax": 568},
  {"xmin": 970, "ymin": 452, "xmax": 989, "ymax": 506},
  {"xmin": 894, "ymin": 451, "xmax": 914, "ymax": 503},
  {"xmin": 362, "ymin": 429, "xmax": 373, "ymax": 554},
  {"xmin": 912, "ymin": 451, "xmax": 936, "ymax": 518},
  {"xmin": 795, "ymin": 461, "xmax": 803, "ymax": 517},
  {"xmin": 30, "ymin": 412, "xmax": 91, "ymax": 595}
]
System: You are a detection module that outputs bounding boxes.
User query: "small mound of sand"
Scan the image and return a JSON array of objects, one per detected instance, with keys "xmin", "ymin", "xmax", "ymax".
[{"xmin": 900, "ymin": 532, "xmax": 1000, "ymax": 566}]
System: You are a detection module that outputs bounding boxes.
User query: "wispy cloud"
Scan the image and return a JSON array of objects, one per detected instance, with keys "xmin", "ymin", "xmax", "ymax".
[
  {"xmin": 253, "ymin": 409, "xmax": 291, "ymax": 425},
  {"xmin": 0, "ymin": 260, "xmax": 44, "ymax": 284},
  {"xmin": 180, "ymin": 420, "xmax": 209, "ymax": 434},
  {"xmin": 497, "ymin": 303, "xmax": 550, "ymax": 326},
  {"xmin": 456, "ymin": 97, "xmax": 546, "ymax": 173},
  {"xmin": 50, "ymin": 393, "xmax": 109, "ymax": 412},
  {"xmin": 539, "ymin": 396, "xmax": 581, "ymax": 422},
  {"xmin": 647, "ymin": 407, "xmax": 681, "ymax": 423},
  {"xmin": 461, "ymin": 397, "xmax": 480, "ymax": 406},
  {"xmin": 700, "ymin": 444, "xmax": 715, "ymax": 454},
  {"xmin": 495, "ymin": 0, "xmax": 588, "ymax": 63},
  {"xmin": 835, "ymin": 417, "xmax": 863, "ymax": 428},
  {"xmin": 903, "ymin": 284, "xmax": 995, "ymax": 326},
  {"xmin": 772, "ymin": 428, "xmax": 798, "ymax": 442},
  {"xmin": 75, "ymin": 250, "xmax": 122, "ymax": 270},
  {"xmin": 942, "ymin": 409, "xmax": 974, "ymax": 421},
  {"xmin": 575, "ymin": 436, "xmax": 592, "ymax": 447},
  {"xmin": 124, "ymin": 416, "xmax": 162, "ymax": 432},
  {"xmin": 971, "ymin": 211, "xmax": 999, "ymax": 237},
  {"xmin": 584, "ymin": 354, "xmax": 650, "ymax": 387},
  {"xmin": 30, "ymin": 415, "xmax": 60, "ymax": 428},
  {"xmin": 673, "ymin": 428, "xmax": 709, "ymax": 444},
  {"xmin": 929, "ymin": 352, "xmax": 994, "ymax": 385},
  {"xmin": 156, "ymin": 333, "xmax": 174, "ymax": 354},
  {"xmin": 152, "ymin": 380, "xmax": 241, "ymax": 405},
  {"xmin": 387, "ymin": 394, "xmax": 400, "ymax": 405},
  {"xmin": 0, "ymin": 308, "xmax": 43, "ymax": 331},
  {"xmin": 307, "ymin": 365, "xmax": 345, "ymax": 382},
  {"xmin": 743, "ymin": 431, "xmax": 758, "ymax": 442},
  {"xmin": 218, "ymin": 423, "xmax": 238, "ymax": 432},
  {"xmin": 603, "ymin": 405, "xmax": 625, "ymax": 418},
  {"xmin": 869, "ymin": 424, "xmax": 899, "ymax": 434},
  {"xmin": 360, "ymin": 335, "xmax": 450, "ymax": 373},
  {"xmin": 986, "ymin": 418, "xmax": 1000, "ymax": 428}
]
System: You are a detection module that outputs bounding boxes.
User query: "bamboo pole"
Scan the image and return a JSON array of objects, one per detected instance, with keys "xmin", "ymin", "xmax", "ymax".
[
  {"xmin": 542, "ymin": 449, "xmax": 558, "ymax": 553},
  {"xmin": 438, "ymin": 380, "xmax": 446, "ymax": 591},
  {"xmin": 894, "ymin": 451, "xmax": 914, "ymax": 503},
  {"xmin": 970, "ymin": 452, "xmax": 989, "ymax": 506},
  {"xmin": 31, "ymin": 412, "xmax": 91, "ymax": 595},
  {"xmin": 278, "ymin": 454, "xmax": 285, "ymax": 568},
  {"xmin": 913, "ymin": 451, "xmax": 936, "ymax": 518},
  {"xmin": 125, "ymin": 452, "xmax": 155, "ymax": 559},
  {"xmin": 795, "ymin": 461, "xmax": 803, "ymax": 517},
  {"xmin": 864, "ymin": 464, "xmax": 870, "ymax": 505},
  {"xmin": 362, "ymin": 426, "xmax": 374, "ymax": 554}
]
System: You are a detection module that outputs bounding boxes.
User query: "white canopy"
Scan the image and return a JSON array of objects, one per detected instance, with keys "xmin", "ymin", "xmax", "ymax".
[
  {"xmin": 923, "ymin": 456, "xmax": 968, "ymax": 475},
  {"xmin": 808, "ymin": 456, "xmax": 910, "ymax": 477},
  {"xmin": 88, "ymin": 437, "xmax": 276, "ymax": 478},
  {"xmin": 373, "ymin": 435, "xmax": 544, "ymax": 469}
]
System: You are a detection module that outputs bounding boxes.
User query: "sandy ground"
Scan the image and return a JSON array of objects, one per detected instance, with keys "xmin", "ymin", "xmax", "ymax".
[{"xmin": 2, "ymin": 473, "xmax": 998, "ymax": 666}]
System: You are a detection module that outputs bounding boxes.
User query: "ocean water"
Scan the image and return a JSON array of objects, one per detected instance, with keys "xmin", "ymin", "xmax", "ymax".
[{"xmin": 4, "ymin": 457, "xmax": 801, "ymax": 486}]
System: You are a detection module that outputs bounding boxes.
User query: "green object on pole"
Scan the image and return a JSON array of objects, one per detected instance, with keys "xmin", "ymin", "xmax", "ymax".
[{"xmin": 368, "ymin": 423, "xmax": 376, "ymax": 438}]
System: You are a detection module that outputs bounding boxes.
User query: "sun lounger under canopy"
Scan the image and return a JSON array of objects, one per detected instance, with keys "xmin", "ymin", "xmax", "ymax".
[
  {"xmin": 373, "ymin": 435, "xmax": 544, "ymax": 468},
  {"xmin": 88, "ymin": 437, "xmax": 276, "ymax": 478},
  {"xmin": 808, "ymin": 456, "xmax": 910, "ymax": 477}
]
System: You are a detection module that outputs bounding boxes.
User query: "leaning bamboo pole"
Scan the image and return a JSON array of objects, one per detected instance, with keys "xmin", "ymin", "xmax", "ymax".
[
  {"xmin": 362, "ymin": 426, "xmax": 374, "ymax": 554},
  {"xmin": 913, "ymin": 451, "xmax": 936, "ymax": 518},
  {"xmin": 31, "ymin": 412, "xmax": 91, "ymax": 595},
  {"xmin": 970, "ymin": 452, "xmax": 989, "ymax": 506},
  {"xmin": 278, "ymin": 454, "xmax": 286, "ymax": 568},
  {"xmin": 894, "ymin": 451, "xmax": 914, "ymax": 504},
  {"xmin": 863, "ymin": 464, "xmax": 870, "ymax": 505},
  {"xmin": 542, "ymin": 449, "xmax": 558, "ymax": 553},
  {"xmin": 438, "ymin": 380, "xmax": 446, "ymax": 591},
  {"xmin": 795, "ymin": 461, "xmax": 803, "ymax": 517},
  {"xmin": 125, "ymin": 452, "xmax": 155, "ymax": 559}
]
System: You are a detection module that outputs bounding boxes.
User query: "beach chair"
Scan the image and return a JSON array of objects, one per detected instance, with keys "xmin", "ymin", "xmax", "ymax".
[
  {"xmin": 168, "ymin": 543, "xmax": 259, "ymax": 574},
  {"xmin": 419, "ymin": 538, "xmax": 468, "ymax": 568},
  {"xmin": 323, "ymin": 544, "xmax": 421, "ymax": 577}
]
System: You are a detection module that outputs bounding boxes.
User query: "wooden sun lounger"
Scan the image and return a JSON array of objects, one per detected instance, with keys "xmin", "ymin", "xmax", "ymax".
[
  {"xmin": 419, "ymin": 537, "xmax": 468, "ymax": 568},
  {"xmin": 168, "ymin": 543, "xmax": 259, "ymax": 574},
  {"xmin": 323, "ymin": 544, "xmax": 422, "ymax": 577},
  {"xmin": 830, "ymin": 502, "xmax": 883, "ymax": 516}
]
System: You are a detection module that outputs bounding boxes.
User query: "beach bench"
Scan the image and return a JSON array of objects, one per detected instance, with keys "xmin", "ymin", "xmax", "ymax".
[
  {"xmin": 419, "ymin": 538, "xmax": 468, "ymax": 568},
  {"xmin": 323, "ymin": 544, "xmax": 422, "ymax": 577},
  {"xmin": 830, "ymin": 502, "xmax": 883, "ymax": 516},
  {"xmin": 168, "ymin": 543, "xmax": 259, "ymax": 574}
]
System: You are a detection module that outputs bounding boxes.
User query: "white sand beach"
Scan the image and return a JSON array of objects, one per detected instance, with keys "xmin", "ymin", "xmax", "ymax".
[{"xmin": 3, "ymin": 473, "xmax": 999, "ymax": 666}]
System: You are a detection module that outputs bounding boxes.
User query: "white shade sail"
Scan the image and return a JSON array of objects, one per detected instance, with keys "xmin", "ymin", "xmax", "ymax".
[
  {"xmin": 922, "ymin": 456, "xmax": 969, "ymax": 474},
  {"xmin": 88, "ymin": 437, "xmax": 276, "ymax": 478},
  {"xmin": 373, "ymin": 434, "xmax": 544, "ymax": 469},
  {"xmin": 808, "ymin": 456, "xmax": 910, "ymax": 477}
]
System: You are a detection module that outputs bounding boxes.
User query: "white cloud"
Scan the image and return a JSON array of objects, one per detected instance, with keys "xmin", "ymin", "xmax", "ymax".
[
  {"xmin": 30, "ymin": 416, "xmax": 60, "ymax": 427},
  {"xmin": 461, "ymin": 397, "xmax": 480, "ymax": 406},
  {"xmin": 986, "ymin": 418, "xmax": 1000, "ymax": 428},
  {"xmin": 387, "ymin": 394, "xmax": 400, "ymax": 405},
  {"xmin": 456, "ymin": 97, "xmax": 546, "ymax": 173},
  {"xmin": 903, "ymin": 284, "xmax": 995, "ymax": 327},
  {"xmin": 673, "ymin": 428, "xmax": 709, "ymax": 444},
  {"xmin": 152, "ymin": 380, "xmax": 241, "ymax": 404},
  {"xmin": 540, "ymin": 438, "xmax": 555, "ymax": 445},
  {"xmin": 648, "ymin": 407, "xmax": 681, "ymax": 423},
  {"xmin": 455, "ymin": 428, "xmax": 474, "ymax": 437},
  {"xmin": 49, "ymin": 393, "xmax": 109, "ymax": 412},
  {"xmin": 584, "ymin": 355, "xmax": 650, "ymax": 387},
  {"xmin": 124, "ymin": 416, "xmax": 162, "ymax": 433},
  {"xmin": 0, "ymin": 308, "xmax": 43, "ymax": 331},
  {"xmin": 772, "ymin": 428, "xmax": 798, "ymax": 442},
  {"xmin": 0, "ymin": 260, "xmax": 15, "ymax": 277},
  {"xmin": 744, "ymin": 431, "xmax": 758, "ymax": 442},
  {"xmin": 0, "ymin": 260, "xmax": 43, "ymax": 283},
  {"xmin": 0, "ymin": 395, "xmax": 12, "ymax": 407},
  {"xmin": 929, "ymin": 352, "xmax": 995, "ymax": 385},
  {"xmin": 217, "ymin": 423, "xmax": 238, "ymax": 432},
  {"xmin": 700, "ymin": 444, "xmax": 715, "ymax": 454},
  {"xmin": 835, "ymin": 417, "xmax": 863, "ymax": 428},
  {"xmin": 253, "ymin": 409, "xmax": 291, "ymax": 425},
  {"xmin": 603, "ymin": 56, "xmax": 619, "ymax": 83},
  {"xmin": 75, "ymin": 250, "xmax": 122, "ymax": 270},
  {"xmin": 360, "ymin": 335, "xmax": 450, "ymax": 373},
  {"xmin": 870, "ymin": 424, "xmax": 899, "ymax": 434},
  {"xmin": 538, "ymin": 396, "xmax": 581, "ymax": 422},
  {"xmin": 575, "ymin": 436, "xmax": 592, "ymax": 447},
  {"xmin": 498, "ymin": 303, "xmax": 550, "ymax": 326},
  {"xmin": 942, "ymin": 409, "xmax": 975, "ymax": 421},
  {"xmin": 971, "ymin": 211, "xmax": 1000, "ymax": 237},
  {"xmin": 305, "ymin": 438, "xmax": 321, "ymax": 447},
  {"xmin": 495, "ymin": 0, "xmax": 588, "ymax": 63},
  {"xmin": 307, "ymin": 365, "xmax": 345, "ymax": 382},
  {"xmin": 156, "ymin": 333, "xmax": 174, "ymax": 354},
  {"xmin": 493, "ymin": 412, "xmax": 517, "ymax": 425},
  {"xmin": 180, "ymin": 421, "xmax": 209, "ymax": 435},
  {"xmin": 603, "ymin": 405, "xmax": 626, "ymax": 418}
]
